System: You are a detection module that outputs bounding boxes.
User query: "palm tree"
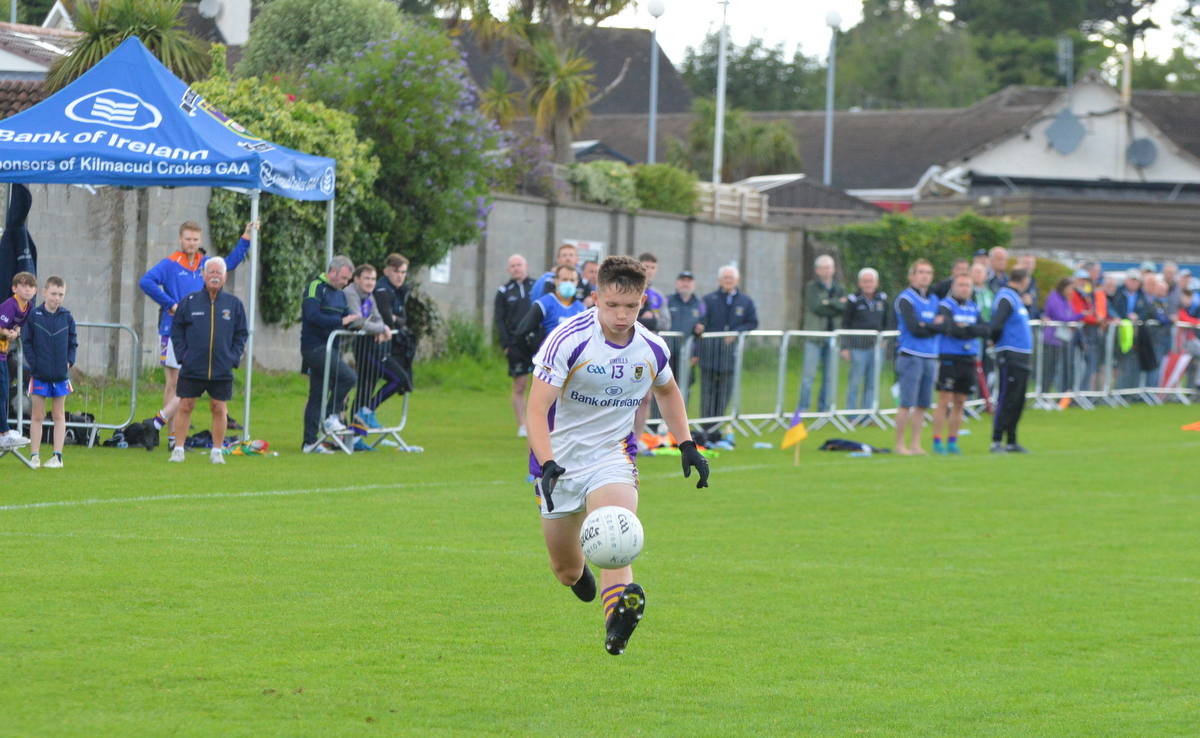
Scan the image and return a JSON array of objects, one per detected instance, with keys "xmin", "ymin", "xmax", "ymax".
[
  {"xmin": 669, "ymin": 98, "xmax": 803, "ymax": 182},
  {"xmin": 45, "ymin": 0, "xmax": 211, "ymax": 93},
  {"xmin": 480, "ymin": 66, "xmax": 526, "ymax": 129},
  {"xmin": 527, "ymin": 41, "xmax": 595, "ymax": 163}
]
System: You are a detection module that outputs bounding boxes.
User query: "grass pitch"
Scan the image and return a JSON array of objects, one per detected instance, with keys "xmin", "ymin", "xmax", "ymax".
[{"xmin": 2, "ymin": 360, "xmax": 1199, "ymax": 736}]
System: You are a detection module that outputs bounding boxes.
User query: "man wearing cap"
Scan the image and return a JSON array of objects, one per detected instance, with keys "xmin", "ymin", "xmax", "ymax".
[{"xmin": 668, "ymin": 271, "xmax": 706, "ymax": 403}]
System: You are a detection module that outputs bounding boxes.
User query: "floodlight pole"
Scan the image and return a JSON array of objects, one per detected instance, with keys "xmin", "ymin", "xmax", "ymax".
[
  {"xmin": 823, "ymin": 10, "xmax": 842, "ymax": 187},
  {"xmin": 242, "ymin": 190, "xmax": 260, "ymax": 439},
  {"xmin": 647, "ymin": 0, "xmax": 665, "ymax": 164},
  {"xmin": 712, "ymin": 0, "xmax": 730, "ymax": 185}
]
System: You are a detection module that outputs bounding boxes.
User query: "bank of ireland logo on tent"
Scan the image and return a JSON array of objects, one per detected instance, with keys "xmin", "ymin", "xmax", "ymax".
[
  {"xmin": 320, "ymin": 166, "xmax": 335, "ymax": 195},
  {"xmin": 260, "ymin": 161, "xmax": 276, "ymax": 188},
  {"xmin": 65, "ymin": 89, "xmax": 162, "ymax": 130}
]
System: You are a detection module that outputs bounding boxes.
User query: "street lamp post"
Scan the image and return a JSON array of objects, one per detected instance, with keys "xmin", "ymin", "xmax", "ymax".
[
  {"xmin": 823, "ymin": 9, "xmax": 841, "ymax": 187},
  {"xmin": 712, "ymin": 0, "xmax": 730, "ymax": 184},
  {"xmin": 647, "ymin": 0, "xmax": 665, "ymax": 164}
]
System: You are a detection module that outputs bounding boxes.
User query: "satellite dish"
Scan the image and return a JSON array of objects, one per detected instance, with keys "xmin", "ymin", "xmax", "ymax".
[
  {"xmin": 1045, "ymin": 109, "xmax": 1085, "ymax": 155},
  {"xmin": 198, "ymin": 0, "xmax": 221, "ymax": 19},
  {"xmin": 1127, "ymin": 138, "xmax": 1158, "ymax": 169}
]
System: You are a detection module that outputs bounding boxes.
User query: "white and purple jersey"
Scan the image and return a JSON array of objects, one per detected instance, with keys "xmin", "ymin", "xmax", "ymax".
[{"xmin": 531, "ymin": 308, "xmax": 673, "ymax": 478}]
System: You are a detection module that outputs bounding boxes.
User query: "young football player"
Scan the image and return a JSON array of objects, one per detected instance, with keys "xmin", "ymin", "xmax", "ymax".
[{"xmin": 525, "ymin": 255, "xmax": 710, "ymax": 656}]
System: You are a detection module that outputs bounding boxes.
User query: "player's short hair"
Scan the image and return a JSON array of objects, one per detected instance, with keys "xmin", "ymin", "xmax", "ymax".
[
  {"xmin": 557, "ymin": 243, "xmax": 577, "ymax": 255},
  {"xmin": 205, "ymin": 257, "xmax": 227, "ymax": 274},
  {"xmin": 597, "ymin": 255, "xmax": 647, "ymax": 294},
  {"xmin": 384, "ymin": 253, "xmax": 408, "ymax": 269},
  {"xmin": 44, "ymin": 275, "xmax": 65, "ymax": 289},
  {"xmin": 554, "ymin": 264, "xmax": 577, "ymax": 279},
  {"xmin": 908, "ymin": 258, "xmax": 932, "ymax": 276},
  {"xmin": 638, "ymin": 252, "xmax": 658, "ymax": 264},
  {"xmin": 1010, "ymin": 268, "xmax": 1029, "ymax": 284},
  {"xmin": 328, "ymin": 255, "xmax": 354, "ymax": 274},
  {"xmin": 179, "ymin": 221, "xmax": 202, "ymax": 235},
  {"xmin": 12, "ymin": 272, "xmax": 36, "ymax": 288},
  {"xmin": 353, "ymin": 264, "xmax": 376, "ymax": 279}
]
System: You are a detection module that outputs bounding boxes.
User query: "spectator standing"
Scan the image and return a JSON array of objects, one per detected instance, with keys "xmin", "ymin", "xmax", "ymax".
[
  {"xmin": 138, "ymin": 221, "xmax": 255, "ymax": 450},
  {"xmin": 1072, "ymin": 261, "xmax": 1109, "ymax": 391},
  {"xmin": 515, "ymin": 265, "xmax": 586, "ymax": 353},
  {"xmin": 344, "ymin": 265, "xmax": 396, "ymax": 444},
  {"xmin": 987, "ymin": 247, "xmax": 1009, "ymax": 293},
  {"xmin": 893, "ymin": 259, "xmax": 943, "ymax": 456},
  {"xmin": 372, "ymin": 253, "xmax": 416, "ymax": 416},
  {"xmin": 699, "ymin": 265, "xmax": 758, "ymax": 443},
  {"xmin": 531, "ymin": 243, "xmax": 579, "ymax": 299},
  {"xmin": 495, "ymin": 254, "xmax": 536, "ymax": 437},
  {"xmin": 300, "ymin": 256, "xmax": 358, "ymax": 453},
  {"xmin": 667, "ymin": 271, "xmax": 705, "ymax": 402},
  {"xmin": 930, "ymin": 274, "xmax": 990, "ymax": 454},
  {"xmin": 633, "ymin": 253, "xmax": 671, "ymax": 446},
  {"xmin": 970, "ymin": 263, "xmax": 994, "ymax": 321},
  {"xmin": 1163, "ymin": 262, "xmax": 1182, "ymax": 317},
  {"xmin": 971, "ymin": 249, "xmax": 989, "ymax": 269},
  {"xmin": 932, "ymin": 258, "xmax": 969, "ymax": 299},
  {"xmin": 23, "ymin": 276, "xmax": 76, "ymax": 467},
  {"xmin": 167, "ymin": 258, "xmax": 248, "ymax": 465},
  {"xmin": 0, "ymin": 272, "xmax": 36, "ymax": 448},
  {"xmin": 1112, "ymin": 269, "xmax": 1152, "ymax": 390},
  {"xmin": 580, "ymin": 259, "xmax": 599, "ymax": 308},
  {"xmin": 1041, "ymin": 277, "xmax": 1083, "ymax": 395},
  {"xmin": 989, "ymin": 268, "xmax": 1035, "ymax": 453},
  {"xmin": 798, "ymin": 255, "xmax": 846, "ymax": 414},
  {"xmin": 1016, "ymin": 254, "xmax": 1040, "ymax": 319},
  {"xmin": 841, "ymin": 267, "xmax": 890, "ymax": 417}
]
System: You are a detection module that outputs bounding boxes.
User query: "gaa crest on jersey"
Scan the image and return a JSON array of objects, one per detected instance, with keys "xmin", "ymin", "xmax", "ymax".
[
  {"xmin": 633, "ymin": 365, "xmax": 644, "ymax": 382},
  {"xmin": 222, "ymin": 309, "xmax": 231, "ymax": 320}
]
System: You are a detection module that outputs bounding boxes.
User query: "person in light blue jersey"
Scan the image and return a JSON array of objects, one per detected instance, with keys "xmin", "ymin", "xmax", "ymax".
[
  {"xmin": 515, "ymin": 264, "xmax": 586, "ymax": 353},
  {"xmin": 989, "ymin": 268, "xmax": 1035, "ymax": 454},
  {"xmin": 893, "ymin": 259, "xmax": 946, "ymax": 455}
]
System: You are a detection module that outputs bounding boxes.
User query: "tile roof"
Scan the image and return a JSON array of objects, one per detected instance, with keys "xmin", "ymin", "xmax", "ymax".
[
  {"xmin": 0, "ymin": 78, "xmax": 46, "ymax": 118},
  {"xmin": 0, "ymin": 21, "xmax": 79, "ymax": 69}
]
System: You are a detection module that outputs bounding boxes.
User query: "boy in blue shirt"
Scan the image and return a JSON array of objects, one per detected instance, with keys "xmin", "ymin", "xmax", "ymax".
[{"xmin": 23, "ymin": 276, "xmax": 77, "ymax": 468}]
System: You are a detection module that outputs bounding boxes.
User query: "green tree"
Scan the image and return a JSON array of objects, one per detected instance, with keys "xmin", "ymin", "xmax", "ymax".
[
  {"xmin": 236, "ymin": 0, "xmax": 404, "ymax": 79},
  {"xmin": 44, "ymin": 0, "xmax": 210, "ymax": 93},
  {"xmin": 667, "ymin": 97, "xmax": 802, "ymax": 183},
  {"xmin": 1130, "ymin": 47, "xmax": 1200, "ymax": 92},
  {"xmin": 633, "ymin": 164, "xmax": 698, "ymax": 215},
  {"xmin": 681, "ymin": 33, "xmax": 826, "ymax": 112},
  {"xmin": 480, "ymin": 65, "xmax": 525, "ymax": 128},
  {"xmin": 0, "ymin": 0, "xmax": 58, "ymax": 24},
  {"xmin": 951, "ymin": 0, "xmax": 1091, "ymax": 38},
  {"xmin": 302, "ymin": 23, "xmax": 502, "ymax": 271},
  {"xmin": 196, "ymin": 46, "xmax": 392, "ymax": 325}
]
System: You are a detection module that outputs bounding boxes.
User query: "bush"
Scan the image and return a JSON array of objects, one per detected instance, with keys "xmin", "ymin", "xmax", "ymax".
[
  {"xmin": 568, "ymin": 160, "xmax": 640, "ymax": 210},
  {"xmin": 633, "ymin": 163, "xmax": 698, "ymax": 215},
  {"xmin": 303, "ymin": 26, "xmax": 502, "ymax": 271},
  {"xmin": 196, "ymin": 46, "xmax": 392, "ymax": 326},
  {"xmin": 815, "ymin": 211, "xmax": 1013, "ymax": 301},
  {"xmin": 1012, "ymin": 257, "xmax": 1074, "ymax": 310},
  {"xmin": 443, "ymin": 313, "xmax": 490, "ymax": 360}
]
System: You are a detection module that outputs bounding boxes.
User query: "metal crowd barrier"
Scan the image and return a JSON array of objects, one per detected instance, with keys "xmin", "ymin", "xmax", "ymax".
[
  {"xmin": 315, "ymin": 328, "xmax": 423, "ymax": 455},
  {"xmin": 642, "ymin": 319, "xmax": 1198, "ymax": 440},
  {"xmin": 7, "ymin": 322, "xmax": 139, "ymax": 449}
]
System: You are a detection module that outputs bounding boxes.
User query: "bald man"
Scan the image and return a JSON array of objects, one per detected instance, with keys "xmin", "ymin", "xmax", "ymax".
[{"xmin": 495, "ymin": 254, "xmax": 537, "ymax": 436}]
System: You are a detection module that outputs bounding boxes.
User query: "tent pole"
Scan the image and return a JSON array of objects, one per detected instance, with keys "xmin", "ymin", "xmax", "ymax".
[
  {"xmin": 243, "ymin": 190, "xmax": 261, "ymax": 439},
  {"xmin": 325, "ymin": 197, "xmax": 335, "ymax": 269}
]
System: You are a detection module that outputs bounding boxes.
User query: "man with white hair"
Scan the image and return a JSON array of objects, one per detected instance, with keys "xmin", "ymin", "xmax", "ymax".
[
  {"xmin": 698, "ymin": 265, "xmax": 758, "ymax": 443},
  {"xmin": 841, "ymin": 266, "xmax": 891, "ymax": 417},
  {"xmin": 494, "ymin": 254, "xmax": 537, "ymax": 436},
  {"xmin": 987, "ymin": 247, "xmax": 1009, "ymax": 293},
  {"xmin": 167, "ymin": 257, "xmax": 248, "ymax": 464},
  {"xmin": 798, "ymin": 254, "xmax": 845, "ymax": 414}
]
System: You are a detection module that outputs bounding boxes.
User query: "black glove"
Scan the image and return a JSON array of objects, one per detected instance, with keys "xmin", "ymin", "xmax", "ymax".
[
  {"xmin": 538, "ymin": 460, "xmax": 567, "ymax": 512},
  {"xmin": 678, "ymin": 440, "xmax": 710, "ymax": 489}
]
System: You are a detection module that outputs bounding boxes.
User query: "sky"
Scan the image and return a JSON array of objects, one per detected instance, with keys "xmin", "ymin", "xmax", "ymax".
[{"xmin": 586, "ymin": 0, "xmax": 1190, "ymax": 67}]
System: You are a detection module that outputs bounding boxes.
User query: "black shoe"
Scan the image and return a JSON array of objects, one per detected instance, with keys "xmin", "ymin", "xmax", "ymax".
[
  {"xmin": 989, "ymin": 442, "xmax": 1006, "ymax": 454},
  {"xmin": 1005, "ymin": 443, "xmax": 1030, "ymax": 454},
  {"xmin": 570, "ymin": 565, "xmax": 596, "ymax": 603},
  {"xmin": 141, "ymin": 418, "xmax": 160, "ymax": 451},
  {"xmin": 605, "ymin": 583, "xmax": 646, "ymax": 656}
]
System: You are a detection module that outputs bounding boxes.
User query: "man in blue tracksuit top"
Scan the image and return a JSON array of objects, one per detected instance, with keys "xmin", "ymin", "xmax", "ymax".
[
  {"xmin": 893, "ymin": 259, "xmax": 946, "ymax": 455},
  {"xmin": 989, "ymin": 268, "xmax": 1035, "ymax": 454},
  {"xmin": 300, "ymin": 255, "xmax": 359, "ymax": 453},
  {"xmin": 167, "ymin": 258, "xmax": 248, "ymax": 465},
  {"xmin": 137, "ymin": 220, "xmax": 256, "ymax": 449},
  {"xmin": 930, "ymin": 274, "xmax": 991, "ymax": 455}
]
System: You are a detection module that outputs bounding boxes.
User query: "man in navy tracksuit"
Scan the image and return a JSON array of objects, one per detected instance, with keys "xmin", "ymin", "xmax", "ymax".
[
  {"xmin": 699, "ymin": 265, "xmax": 758, "ymax": 442},
  {"xmin": 989, "ymin": 268, "xmax": 1035, "ymax": 454},
  {"xmin": 300, "ymin": 256, "xmax": 358, "ymax": 452},
  {"xmin": 168, "ymin": 258, "xmax": 248, "ymax": 465}
]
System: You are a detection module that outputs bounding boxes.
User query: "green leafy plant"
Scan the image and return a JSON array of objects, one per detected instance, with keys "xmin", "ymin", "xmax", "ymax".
[
  {"xmin": 302, "ymin": 26, "xmax": 503, "ymax": 271},
  {"xmin": 196, "ymin": 45, "xmax": 392, "ymax": 326},
  {"xmin": 633, "ymin": 164, "xmax": 698, "ymax": 215},
  {"xmin": 568, "ymin": 160, "xmax": 639, "ymax": 210}
]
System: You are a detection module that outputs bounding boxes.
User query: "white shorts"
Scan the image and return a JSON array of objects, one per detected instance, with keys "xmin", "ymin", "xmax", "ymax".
[
  {"xmin": 536, "ymin": 463, "xmax": 638, "ymax": 519},
  {"xmin": 159, "ymin": 335, "xmax": 181, "ymax": 370}
]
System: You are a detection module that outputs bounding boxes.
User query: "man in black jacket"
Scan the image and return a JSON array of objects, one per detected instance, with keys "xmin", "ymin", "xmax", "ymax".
[
  {"xmin": 366, "ymin": 253, "xmax": 416, "ymax": 420},
  {"xmin": 494, "ymin": 253, "xmax": 536, "ymax": 436},
  {"xmin": 301, "ymin": 256, "xmax": 358, "ymax": 453},
  {"xmin": 841, "ymin": 267, "xmax": 892, "ymax": 416},
  {"xmin": 699, "ymin": 265, "xmax": 758, "ymax": 442},
  {"xmin": 168, "ymin": 258, "xmax": 249, "ymax": 465}
]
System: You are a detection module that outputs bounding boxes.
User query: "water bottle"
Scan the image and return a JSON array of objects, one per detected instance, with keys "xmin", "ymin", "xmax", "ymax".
[{"xmin": 753, "ymin": 442, "xmax": 773, "ymax": 449}]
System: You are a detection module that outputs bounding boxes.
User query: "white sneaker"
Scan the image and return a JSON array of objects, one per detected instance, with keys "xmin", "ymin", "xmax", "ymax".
[
  {"xmin": 29, "ymin": 453, "xmax": 41, "ymax": 469},
  {"xmin": 168, "ymin": 447, "xmax": 186, "ymax": 463},
  {"xmin": 303, "ymin": 441, "xmax": 335, "ymax": 454},
  {"xmin": 323, "ymin": 415, "xmax": 347, "ymax": 433},
  {"xmin": 43, "ymin": 455, "xmax": 62, "ymax": 469},
  {"xmin": 210, "ymin": 448, "xmax": 225, "ymax": 464},
  {"xmin": 517, "ymin": 425, "xmax": 527, "ymax": 438},
  {"xmin": 0, "ymin": 431, "xmax": 27, "ymax": 448}
]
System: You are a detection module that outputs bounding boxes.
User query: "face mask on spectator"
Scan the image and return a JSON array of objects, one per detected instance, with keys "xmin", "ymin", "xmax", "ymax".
[{"xmin": 558, "ymin": 282, "xmax": 577, "ymax": 299}]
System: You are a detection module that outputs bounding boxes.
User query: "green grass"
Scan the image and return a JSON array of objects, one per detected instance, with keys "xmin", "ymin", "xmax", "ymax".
[{"xmin": 2, "ymin": 359, "xmax": 1199, "ymax": 736}]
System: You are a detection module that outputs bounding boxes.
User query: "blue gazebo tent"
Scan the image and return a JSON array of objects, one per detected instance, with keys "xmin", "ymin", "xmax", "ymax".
[{"xmin": 0, "ymin": 37, "xmax": 339, "ymax": 436}]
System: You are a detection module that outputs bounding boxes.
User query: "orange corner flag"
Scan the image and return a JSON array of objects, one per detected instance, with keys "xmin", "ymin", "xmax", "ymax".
[{"xmin": 1183, "ymin": 421, "xmax": 1200, "ymax": 431}]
